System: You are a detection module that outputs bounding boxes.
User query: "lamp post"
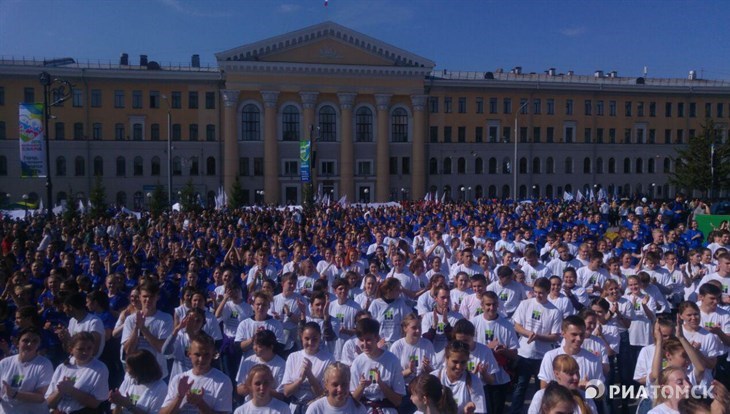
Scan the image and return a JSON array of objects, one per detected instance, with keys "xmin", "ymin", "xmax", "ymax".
[
  {"xmin": 363, "ymin": 187, "xmax": 369, "ymax": 203},
  {"xmin": 400, "ymin": 187, "xmax": 406, "ymax": 201},
  {"xmin": 146, "ymin": 192, "xmax": 152, "ymax": 210},
  {"xmin": 460, "ymin": 186, "xmax": 466, "ymax": 202},
  {"xmin": 22, "ymin": 194, "xmax": 28, "ymax": 218},
  {"xmin": 162, "ymin": 95, "xmax": 172, "ymax": 211},
  {"xmin": 651, "ymin": 183, "xmax": 656, "ymax": 200},
  {"xmin": 513, "ymin": 100, "xmax": 530, "ymax": 201}
]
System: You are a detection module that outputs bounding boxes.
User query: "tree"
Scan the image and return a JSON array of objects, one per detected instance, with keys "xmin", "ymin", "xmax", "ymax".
[
  {"xmin": 62, "ymin": 185, "xmax": 79, "ymax": 224},
  {"xmin": 229, "ymin": 176, "xmax": 246, "ymax": 209},
  {"xmin": 89, "ymin": 175, "xmax": 107, "ymax": 218},
  {"xmin": 149, "ymin": 183, "xmax": 168, "ymax": 217},
  {"xmin": 670, "ymin": 119, "xmax": 730, "ymax": 198},
  {"xmin": 179, "ymin": 179, "xmax": 199, "ymax": 213}
]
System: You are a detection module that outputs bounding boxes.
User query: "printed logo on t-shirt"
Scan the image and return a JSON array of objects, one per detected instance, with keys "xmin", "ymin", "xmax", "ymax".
[
  {"xmin": 704, "ymin": 322, "xmax": 715, "ymax": 328},
  {"xmin": 409, "ymin": 355, "xmax": 419, "ymax": 365},
  {"xmin": 467, "ymin": 361, "xmax": 476, "ymax": 371},
  {"xmin": 589, "ymin": 274, "xmax": 598, "ymax": 284},
  {"xmin": 10, "ymin": 374, "xmax": 24, "ymax": 388},
  {"xmin": 129, "ymin": 394, "xmax": 140, "ymax": 406},
  {"xmin": 499, "ymin": 292, "xmax": 508, "ymax": 301},
  {"xmin": 475, "ymin": 307, "xmax": 483, "ymax": 316},
  {"xmin": 231, "ymin": 311, "xmax": 239, "ymax": 319},
  {"xmin": 384, "ymin": 310, "xmax": 394, "ymax": 320},
  {"xmin": 190, "ymin": 388, "xmax": 203, "ymax": 395},
  {"xmin": 531, "ymin": 310, "xmax": 542, "ymax": 321},
  {"xmin": 437, "ymin": 322, "xmax": 445, "ymax": 334},
  {"xmin": 723, "ymin": 284, "xmax": 729, "ymax": 294},
  {"xmin": 634, "ymin": 302, "xmax": 642, "ymax": 310},
  {"xmin": 336, "ymin": 313, "xmax": 345, "ymax": 322},
  {"xmin": 485, "ymin": 329, "xmax": 494, "ymax": 341}
]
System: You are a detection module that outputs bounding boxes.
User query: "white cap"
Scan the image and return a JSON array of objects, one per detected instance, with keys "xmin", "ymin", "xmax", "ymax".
[{"xmin": 641, "ymin": 197, "xmax": 647, "ymax": 203}]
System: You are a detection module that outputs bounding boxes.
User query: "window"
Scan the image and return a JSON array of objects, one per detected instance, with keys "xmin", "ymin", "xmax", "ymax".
[
  {"xmin": 206, "ymin": 157, "xmax": 216, "ymax": 176},
  {"xmin": 665, "ymin": 102, "xmax": 672, "ymax": 117},
  {"xmin": 503, "ymin": 127, "xmax": 511, "ymax": 143},
  {"xmin": 533, "ymin": 127, "xmax": 541, "ymax": 143},
  {"xmin": 55, "ymin": 122, "xmax": 65, "ymax": 140},
  {"xmin": 476, "ymin": 97, "xmax": 484, "ymax": 114},
  {"xmin": 584, "ymin": 128, "xmax": 591, "ymax": 143},
  {"xmin": 444, "ymin": 127, "xmax": 452, "ymax": 143},
  {"xmin": 502, "ymin": 158, "xmax": 510, "ymax": 174},
  {"xmin": 678, "ymin": 102, "xmax": 685, "ymax": 117},
  {"xmin": 475, "ymin": 157, "xmax": 484, "ymax": 174},
  {"xmin": 240, "ymin": 104, "xmax": 261, "ymax": 141},
  {"xmin": 151, "ymin": 157, "xmax": 161, "ymax": 176},
  {"xmin": 172, "ymin": 124, "xmax": 181, "ymax": 141},
  {"xmin": 73, "ymin": 89, "xmax": 83, "ymax": 107},
  {"xmin": 24, "ymin": 87, "xmax": 34, "ymax": 103},
  {"xmin": 172, "ymin": 157, "xmax": 182, "ymax": 176},
  {"xmin": 532, "ymin": 157, "xmax": 541, "ymax": 174},
  {"xmin": 189, "ymin": 157, "xmax": 199, "ymax": 176},
  {"xmin": 664, "ymin": 129, "xmax": 672, "ymax": 144},
  {"xmin": 489, "ymin": 98, "xmax": 497, "ymax": 114},
  {"xmin": 443, "ymin": 158, "xmax": 452, "ymax": 175},
  {"xmin": 636, "ymin": 128, "xmax": 645, "ymax": 144},
  {"xmin": 114, "ymin": 123, "xmax": 125, "ymax": 141},
  {"xmin": 391, "ymin": 108, "xmax": 408, "ymax": 142},
  {"xmin": 457, "ymin": 157, "xmax": 466, "ymax": 174},
  {"xmin": 503, "ymin": 98, "xmax": 512, "ymax": 114},
  {"xmin": 636, "ymin": 158, "xmax": 643, "ymax": 174},
  {"xmin": 0, "ymin": 122, "xmax": 5, "ymax": 140},
  {"xmin": 547, "ymin": 99, "xmax": 555, "ymax": 115},
  {"xmin": 663, "ymin": 158, "xmax": 671, "ymax": 173},
  {"xmin": 73, "ymin": 122, "xmax": 84, "ymax": 140},
  {"xmin": 239, "ymin": 158, "xmax": 249, "ymax": 176},
  {"xmin": 609, "ymin": 128, "xmax": 616, "ymax": 143},
  {"xmin": 596, "ymin": 158, "xmax": 603, "ymax": 174},
  {"xmin": 649, "ymin": 129, "xmax": 655, "ymax": 144},
  {"xmin": 149, "ymin": 91, "xmax": 160, "ymax": 109},
  {"xmin": 357, "ymin": 160, "xmax": 373, "ymax": 176},
  {"xmin": 428, "ymin": 97, "xmax": 439, "ymax": 113},
  {"xmin": 283, "ymin": 160, "xmax": 298, "ymax": 176},
  {"xmin": 584, "ymin": 100, "xmax": 591, "ymax": 116},
  {"xmin": 92, "ymin": 123, "xmax": 101, "ymax": 140},
  {"xmin": 677, "ymin": 129, "xmax": 684, "ymax": 144},
  {"xmin": 188, "ymin": 91, "xmax": 199, "ymax": 109},
  {"xmin": 609, "ymin": 101, "xmax": 616, "ymax": 116},
  {"xmin": 475, "ymin": 126, "xmax": 483, "ymax": 143},
  {"xmin": 444, "ymin": 97, "xmax": 452, "ymax": 113},
  {"xmin": 596, "ymin": 100, "xmax": 604, "ymax": 116},
  {"xmin": 706, "ymin": 103, "xmax": 712, "ymax": 118},
  {"xmin": 564, "ymin": 157, "xmax": 573, "ymax": 174},
  {"xmin": 91, "ymin": 89, "xmax": 101, "ymax": 107},
  {"xmin": 115, "ymin": 156, "xmax": 125, "ymax": 176},
  {"xmin": 625, "ymin": 101, "xmax": 632, "ymax": 117},
  {"xmin": 488, "ymin": 126, "xmax": 498, "ymax": 143},
  {"xmin": 132, "ymin": 123, "xmax": 142, "ymax": 141},
  {"xmin": 624, "ymin": 158, "xmax": 631, "ymax": 173},
  {"xmin": 429, "ymin": 126, "xmax": 438, "ymax": 143},
  {"xmin": 608, "ymin": 158, "xmax": 616, "ymax": 174},
  {"xmin": 689, "ymin": 129, "xmax": 696, "ymax": 138},
  {"xmin": 565, "ymin": 99, "xmax": 573, "ymax": 115},
  {"xmin": 583, "ymin": 157, "xmax": 591, "ymax": 174},
  {"xmin": 189, "ymin": 124, "xmax": 198, "ymax": 141},
  {"xmin": 389, "ymin": 157, "xmax": 397, "ymax": 175},
  {"xmin": 519, "ymin": 158, "xmax": 527, "ymax": 174},
  {"xmin": 114, "ymin": 90, "xmax": 124, "ymax": 108},
  {"xmin": 206, "ymin": 124, "xmax": 215, "ymax": 142},
  {"xmin": 520, "ymin": 127, "xmax": 528, "ymax": 143},
  {"xmin": 319, "ymin": 105, "xmax": 336, "ymax": 142},
  {"xmin": 519, "ymin": 98, "xmax": 528, "ymax": 114},
  {"xmin": 564, "ymin": 127, "xmax": 574, "ymax": 143},
  {"xmin": 356, "ymin": 107, "xmax": 373, "ymax": 142},
  {"xmin": 205, "ymin": 92, "xmax": 215, "ymax": 109},
  {"xmin": 488, "ymin": 158, "xmax": 497, "ymax": 174},
  {"xmin": 56, "ymin": 156, "xmax": 66, "ymax": 176},
  {"xmin": 0, "ymin": 156, "xmax": 5, "ymax": 176},
  {"xmin": 171, "ymin": 92, "xmax": 181, "ymax": 109},
  {"xmin": 637, "ymin": 102, "xmax": 644, "ymax": 117},
  {"xmin": 458, "ymin": 97, "xmax": 466, "ymax": 113},
  {"xmin": 457, "ymin": 127, "xmax": 466, "ymax": 143},
  {"xmin": 0, "ymin": 87, "xmax": 4, "ymax": 105},
  {"xmin": 151, "ymin": 124, "xmax": 160, "ymax": 141},
  {"xmin": 596, "ymin": 128, "xmax": 604, "ymax": 143},
  {"xmin": 133, "ymin": 156, "xmax": 143, "ymax": 176},
  {"xmin": 649, "ymin": 102, "xmax": 656, "ymax": 117},
  {"xmin": 132, "ymin": 90, "xmax": 142, "ymax": 108},
  {"xmin": 718, "ymin": 103, "xmax": 725, "ymax": 118},
  {"xmin": 282, "ymin": 105, "xmax": 299, "ymax": 141},
  {"xmin": 74, "ymin": 156, "xmax": 85, "ymax": 176},
  {"xmin": 533, "ymin": 99, "xmax": 541, "ymax": 114},
  {"xmin": 689, "ymin": 102, "xmax": 696, "ymax": 118},
  {"xmin": 648, "ymin": 158, "xmax": 655, "ymax": 174},
  {"xmin": 624, "ymin": 128, "xmax": 632, "ymax": 144},
  {"xmin": 546, "ymin": 127, "xmax": 554, "ymax": 143},
  {"xmin": 320, "ymin": 160, "xmax": 335, "ymax": 176},
  {"xmin": 429, "ymin": 158, "xmax": 438, "ymax": 175}
]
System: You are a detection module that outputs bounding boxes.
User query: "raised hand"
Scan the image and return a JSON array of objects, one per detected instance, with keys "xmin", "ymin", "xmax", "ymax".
[{"xmin": 177, "ymin": 376, "xmax": 193, "ymax": 396}]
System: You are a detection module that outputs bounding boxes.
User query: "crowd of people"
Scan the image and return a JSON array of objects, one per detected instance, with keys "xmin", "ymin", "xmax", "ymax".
[{"xmin": 0, "ymin": 195, "xmax": 729, "ymax": 414}]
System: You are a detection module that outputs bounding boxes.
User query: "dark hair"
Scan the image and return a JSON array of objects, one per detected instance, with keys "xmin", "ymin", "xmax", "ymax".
[
  {"xmin": 469, "ymin": 273, "xmax": 487, "ymax": 284},
  {"xmin": 15, "ymin": 306, "xmax": 41, "ymax": 328},
  {"xmin": 540, "ymin": 382, "xmax": 577, "ymax": 414},
  {"xmin": 496, "ymin": 265, "xmax": 513, "ymax": 279},
  {"xmin": 355, "ymin": 317, "xmax": 380, "ymax": 338},
  {"xmin": 562, "ymin": 315, "xmax": 586, "ymax": 332},
  {"xmin": 139, "ymin": 281, "xmax": 160, "ymax": 296},
  {"xmin": 453, "ymin": 319, "xmax": 475, "ymax": 337},
  {"xmin": 699, "ymin": 282, "xmax": 722, "ymax": 297},
  {"xmin": 533, "ymin": 277, "xmax": 550, "ymax": 291},
  {"xmin": 677, "ymin": 396, "xmax": 712, "ymax": 414},
  {"xmin": 408, "ymin": 373, "xmax": 457, "ymax": 414},
  {"xmin": 189, "ymin": 331, "xmax": 215, "ymax": 351},
  {"xmin": 252, "ymin": 329, "xmax": 277, "ymax": 348},
  {"xmin": 126, "ymin": 349, "xmax": 163, "ymax": 384},
  {"xmin": 63, "ymin": 292, "xmax": 86, "ymax": 311},
  {"xmin": 87, "ymin": 290, "xmax": 109, "ymax": 311},
  {"xmin": 331, "ymin": 278, "xmax": 348, "ymax": 290}
]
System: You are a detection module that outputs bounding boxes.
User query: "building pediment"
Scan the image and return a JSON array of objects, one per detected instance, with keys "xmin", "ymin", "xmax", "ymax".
[{"xmin": 215, "ymin": 21, "xmax": 434, "ymax": 69}]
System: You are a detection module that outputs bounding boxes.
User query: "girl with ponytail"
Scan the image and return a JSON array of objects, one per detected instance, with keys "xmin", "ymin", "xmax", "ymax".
[{"xmin": 408, "ymin": 373, "xmax": 457, "ymax": 414}]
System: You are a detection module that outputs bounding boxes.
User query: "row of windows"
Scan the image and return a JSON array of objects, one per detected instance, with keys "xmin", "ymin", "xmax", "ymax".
[
  {"xmin": 7, "ymin": 87, "xmax": 216, "ymax": 110},
  {"xmin": 241, "ymin": 104, "xmax": 408, "ymax": 142},
  {"xmin": 428, "ymin": 96, "xmax": 730, "ymax": 119},
  {"xmin": 41, "ymin": 122, "xmax": 216, "ymax": 141},
  {"xmin": 46, "ymin": 155, "xmax": 217, "ymax": 177},
  {"xmin": 435, "ymin": 183, "xmax": 671, "ymax": 200},
  {"xmin": 427, "ymin": 156, "xmax": 673, "ymax": 175}
]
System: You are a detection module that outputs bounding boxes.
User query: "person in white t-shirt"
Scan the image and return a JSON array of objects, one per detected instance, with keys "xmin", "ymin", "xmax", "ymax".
[
  {"xmin": 235, "ymin": 364, "xmax": 291, "ymax": 414},
  {"xmin": 0, "ymin": 327, "xmax": 54, "ymax": 413},
  {"xmin": 433, "ymin": 340, "xmax": 487, "ymax": 414},
  {"xmin": 646, "ymin": 366, "xmax": 691, "ymax": 414},
  {"xmin": 162, "ymin": 307, "xmax": 206, "ymax": 379},
  {"xmin": 389, "ymin": 313, "xmax": 435, "ymax": 385},
  {"xmin": 459, "ymin": 273, "xmax": 488, "ymax": 320},
  {"xmin": 625, "ymin": 274, "xmax": 657, "ymax": 375},
  {"xmin": 160, "ymin": 332, "xmax": 233, "ymax": 414},
  {"xmin": 408, "ymin": 372, "xmax": 458, "ymax": 414},
  {"xmin": 306, "ymin": 362, "xmax": 366, "ymax": 414},
  {"xmin": 328, "ymin": 278, "xmax": 362, "ymax": 360},
  {"xmin": 538, "ymin": 315, "xmax": 604, "ymax": 388},
  {"xmin": 215, "ymin": 282, "xmax": 251, "ymax": 381},
  {"xmin": 236, "ymin": 329, "xmax": 286, "ymax": 402},
  {"xmin": 677, "ymin": 301, "xmax": 723, "ymax": 370},
  {"xmin": 698, "ymin": 253, "xmax": 730, "ymax": 303},
  {"xmin": 527, "ymin": 355, "xmax": 598, "ymax": 414},
  {"xmin": 109, "ymin": 349, "xmax": 168, "ymax": 414},
  {"xmin": 547, "ymin": 276, "xmax": 576, "ymax": 318},
  {"xmin": 56, "ymin": 292, "xmax": 106, "ymax": 359},
  {"xmin": 367, "ymin": 278, "xmax": 414, "ymax": 346},
  {"xmin": 282, "ymin": 322, "xmax": 334, "ymax": 413},
  {"xmin": 235, "ymin": 291, "xmax": 285, "ymax": 358},
  {"xmin": 487, "ymin": 265, "xmax": 527, "ymax": 318}
]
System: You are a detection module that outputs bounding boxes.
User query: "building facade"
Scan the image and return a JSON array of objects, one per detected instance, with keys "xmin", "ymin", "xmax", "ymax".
[{"xmin": 0, "ymin": 21, "xmax": 729, "ymax": 208}]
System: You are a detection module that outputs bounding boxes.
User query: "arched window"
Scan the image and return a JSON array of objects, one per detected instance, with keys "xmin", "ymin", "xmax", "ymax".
[
  {"xmin": 623, "ymin": 158, "xmax": 631, "ymax": 174},
  {"xmin": 189, "ymin": 156, "xmax": 199, "ymax": 176},
  {"xmin": 443, "ymin": 158, "xmax": 452, "ymax": 175},
  {"xmin": 636, "ymin": 158, "xmax": 643, "ymax": 174},
  {"xmin": 429, "ymin": 158, "xmax": 438, "ymax": 174},
  {"xmin": 391, "ymin": 108, "xmax": 408, "ymax": 142},
  {"xmin": 565, "ymin": 184, "xmax": 573, "ymax": 193},
  {"xmin": 565, "ymin": 157, "xmax": 573, "ymax": 174},
  {"xmin": 546, "ymin": 157, "xmax": 555, "ymax": 174},
  {"xmin": 663, "ymin": 157, "xmax": 671, "ymax": 173},
  {"xmin": 207, "ymin": 191, "xmax": 216, "ymax": 208},
  {"xmin": 133, "ymin": 156, "xmax": 143, "ymax": 176},
  {"xmin": 583, "ymin": 157, "xmax": 591, "ymax": 174},
  {"xmin": 457, "ymin": 157, "xmax": 466, "ymax": 174},
  {"xmin": 519, "ymin": 157, "xmax": 528, "ymax": 174},
  {"xmin": 116, "ymin": 191, "xmax": 127, "ymax": 207},
  {"xmin": 488, "ymin": 158, "xmax": 497, "ymax": 174},
  {"xmin": 546, "ymin": 185, "xmax": 554, "ymax": 199},
  {"xmin": 116, "ymin": 156, "xmax": 126, "ymax": 177},
  {"xmin": 608, "ymin": 158, "xmax": 616, "ymax": 174},
  {"xmin": 172, "ymin": 156, "xmax": 182, "ymax": 176},
  {"xmin": 318, "ymin": 105, "xmax": 337, "ymax": 141},
  {"xmin": 475, "ymin": 185, "xmax": 483, "ymax": 199},
  {"xmin": 623, "ymin": 183, "xmax": 631, "ymax": 196},
  {"xmin": 596, "ymin": 158, "xmax": 604, "ymax": 174},
  {"xmin": 532, "ymin": 185, "xmax": 540, "ymax": 198},
  {"xmin": 206, "ymin": 157, "xmax": 216, "ymax": 175},
  {"xmin": 519, "ymin": 185, "xmax": 527, "ymax": 199},
  {"xmin": 241, "ymin": 104, "xmax": 261, "ymax": 141},
  {"xmin": 502, "ymin": 185, "xmax": 510, "ymax": 198},
  {"xmin": 648, "ymin": 158, "xmax": 655, "ymax": 174},
  {"xmin": 56, "ymin": 156, "xmax": 67, "ymax": 176},
  {"xmin": 355, "ymin": 107, "xmax": 373, "ymax": 142},
  {"xmin": 475, "ymin": 157, "xmax": 483, "ymax": 174},
  {"xmin": 74, "ymin": 156, "xmax": 85, "ymax": 176},
  {"xmin": 133, "ymin": 191, "xmax": 144, "ymax": 210},
  {"xmin": 488, "ymin": 185, "xmax": 497, "ymax": 198},
  {"xmin": 502, "ymin": 158, "xmax": 511, "ymax": 174},
  {"xmin": 151, "ymin": 156, "xmax": 161, "ymax": 176},
  {"xmin": 532, "ymin": 157, "xmax": 541, "ymax": 174},
  {"xmin": 282, "ymin": 105, "xmax": 299, "ymax": 141},
  {"xmin": 0, "ymin": 156, "xmax": 6, "ymax": 176}
]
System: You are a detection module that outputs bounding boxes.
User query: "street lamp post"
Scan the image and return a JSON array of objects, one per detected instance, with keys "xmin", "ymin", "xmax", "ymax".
[
  {"xmin": 22, "ymin": 194, "xmax": 28, "ymax": 218},
  {"xmin": 162, "ymin": 95, "xmax": 172, "ymax": 212},
  {"xmin": 363, "ymin": 187, "xmax": 369, "ymax": 203},
  {"xmin": 514, "ymin": 100, "xmax": 530, "ymax": 200}
]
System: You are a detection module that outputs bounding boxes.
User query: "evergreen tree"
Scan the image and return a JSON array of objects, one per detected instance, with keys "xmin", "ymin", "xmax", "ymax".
[
  {"xmin": 89, "ymin": 175, "xmax": 107, "ymax": 218},
  {"xmin": 229, "ymin": 176, "xmax": 246, "ymax": 209},
  {"xmin": 149, "ymin": 183, "xmax": 168, "ymax": 216},
  {"xmin": 670, "ymin": 119, "xmax": 730, "ymax": 198},
  {"xmin": 180, "ymin": 179, "xmax": 199, "ymax": 212}
]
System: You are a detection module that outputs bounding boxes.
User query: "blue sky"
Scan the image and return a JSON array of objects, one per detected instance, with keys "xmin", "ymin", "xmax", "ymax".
[{"xmin": 1, "ymin": 0, "xmax": 729, "ymax": 80}]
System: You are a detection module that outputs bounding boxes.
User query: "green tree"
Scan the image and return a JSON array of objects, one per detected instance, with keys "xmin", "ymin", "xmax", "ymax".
[
  {"xmin": 229, "ymin": 177, "xmax": 245, "ymax": 209},
  {"xmin": 670, "ymin": 119, "xmax": 730, "ymax": 198},
  {"xmin": 63, "ymin": 185, "xmax": 79, "ymax": 224},
  {"xmin": 149, "ymin": 183, "xmax": 168, "ymax": 216},
  {"xmin": 179, "ymin": 179, "xmax": 199, "ymax": 212},
  {"xmin": 89, "ymin": 175, "xmax": 107, "ymax": 218}
]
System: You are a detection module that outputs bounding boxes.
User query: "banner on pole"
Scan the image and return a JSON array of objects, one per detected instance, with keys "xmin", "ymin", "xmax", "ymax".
[
  {"xmin": 300, "ymin": 140, "xmax": 311, "ymax": 182},
  {"xmin": 18, "ymin": 103, "xmax": 47, "ymax": 178}
]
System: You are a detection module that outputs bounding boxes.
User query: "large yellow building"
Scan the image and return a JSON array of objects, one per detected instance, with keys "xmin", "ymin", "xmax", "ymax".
[{"xmin": 1, "ymin": 21, "xmax": 728, "ymax": 208}]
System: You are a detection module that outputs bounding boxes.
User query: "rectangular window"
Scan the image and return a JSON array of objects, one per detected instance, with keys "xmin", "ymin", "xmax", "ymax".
[
  {"xmin": 114, "ymin": 123, "xmax": 124, "ymax": 141},
  {"xmin": 0, "ymin": 87, "xmax": 4, "ymax": 105},
  {"xmin": 488, "ymin": 126, "xmax": 498, "ymax": 143},
  {"xmin": 520, "ymin": 98, "xmax": 528, "ymax": 114},
  {"xmin": 649, "ymin": 102, "xmax": 656, "ymax": 117},
  {"xmin": 705, "ymin": 103, "xmax": 711, "ymax": 118},
  {"xmin": 133, "ymin": 123, "xmax": 143, "ymax": 141},
  {"xmin": 649, "ymin": 129, "xmax": 655, "ymax": 144},
  {"xmin": 546, "ymin": 127, "xmax": 554, "ymax": 143},
  {"xmin": 609, "ymin": 128, "xmax": 616, "ymax": 143},
  {"xmin": 0, "ymin": 121, "xmax": 5, "ymax": 140},
  {"xmin": 253, "ymin": 157, "xmax": 264, "ymax": 176},
  {"xmin": 172, "ymin": 124, "xmax": 181, "ymax": 140},
  {"xmin": 718, "ymin": 103, "xmax": 724, "ymax": 118},
  {"xmin": 624, "ymin": 128, "xmax": 632, "ymax": 144},
  {"xmin": 429, "ymin": 126, "xmax": 438, "ymax": 143},
  {"xmin": 206, "ymin": 124, "xmax": 215, "ymax": 141},
  {"xmin": 239, "ymin": 157, "xmax": 249, "ymax": 176},
  {"xmin": 91, "ymin": 89, "xmax": 101, "ymax": 108},
  {"xmin": 402, "ymin": 157, "xmax": 411, "ymax": 175},
  {"xmin": 389, "ymin": 157, "xmax": 398, "ymax": 175},
  {"xmin": 520, "ymin": 127, "xmax": 528, "ymax": 143},
  {"xmin": 55, "ymin": 122, "xmax": 65, "ymax": 140},
  {"xmin": 151, "ymin": 124, "xmax": 160, "ymax": 141},
  {"xmin": 73, "ymin": 122, "xmax": 84, "ymax": 140},
  {"xmin": 678, "ymin": 102, "xmax": 685, "ymax": 117},
  {"xmin": 171, "ymin": 92, "xmax": 181, "ymax": 109},
  {"xmin": 665, "ymin": 102, "xmax": 672, "ymax": 117},
  {"xmin": 476, "ymin": 97, "xmax": 484, "ymax": 114},
  {"xmin": 503, "ymin": 126, "xmax": 511, "ymax": 142},
  {"xmin": 609, "ymin": 101, "xmax": 617, "ymax": 116},
  {"xmin": 188, "ymin": 91, "xmax": 199, "ymax": 109},
  {"xmin": 132, "ymin": 90, "xmax": 142, "ymax": 109},
  {"xmin": 24, "ymin": 87, "xmax": 34, "ymax": 103},
  {"xmin": 458, "ymin": 97, "xmax": 466, "ymax": 113},
  {"xmin": 357, "ymin": 160, "xmax": 373, "ymax": 176},
  {"xmin": 283, "ymin": 160, "xmax": 298, "ymax": 176},
  {"xmin": 664, "ymin": 129, "xmax": 672, "ymax": 144},
  {"xmin": 584, "ymin": 100, "xmax": 592, "ymax": 116},
  {"xmin": 320, "ymin": 161, "xmax": 335, "ymax": 176},
  {"xmin": 547, "ymin": 99, "xmax": 555, "ymax": 115},
  {"xmin": 444, "ymin": 126, "xmax": 452, "ymax": 143},
  {"xmin": 149, "ymin": 91, "xmax": 160, "ymax": 109},
  {"xmin": 596, "ymin": 128, "xmax": 604, "ymax": 143},
  {"xmin": 189, "ymin": 124, "xmax": 198, "ymax": 141},
  {"xmin": 584, "ymin": 128, "xmax": 591, "ymax": 143},
  {"xmin": 677, "ymin": 129, "xmax": 684, "ymax": 144},
  {"xmin": 689, "ymin": 129, "xmax": 696, "ymax": 138},
  {"xmin": 73, "ymin": 89, "xmax": 83, "ymax": 107},
  {"xmin": 444, "ymin": 97, "xmax": 452, "ymax": 113},
  {"xmin": 533, "ymin": 127, "xmax": 541, "ymax": 143},
  {"xmin": 457, "ymin": 127, "xmax": 466, "ymax": 143},
  {"xmin": 565, "ymin": 127, "xmax": 574, "ymax": 143},
  {"xmin": 637, "ymin": 102, "xmax": 644, "ymax": 117},
  {"xmin": 503, "ymin": 98, "xmax": 512, "ymax": 114},
  {"xmin": 114, "ymin": 90, "xmax": 124, "ymax": 108},
  {"xmin": 92, "ymin": 123, "xmax": 102, "ymax": 140},
  {"xmin": 533, "ymin": 99, "xmax": 541, "ymax": 114},
  {"xmin": 596, "ymin": 100, "xmax": 604, "ymax": 116},
  {"xmin": 429, "ymin": 97, "xmax": 439, "ymax": 113},
  {"xmin": 625, "ymin": 101, "xmax": 632, "ymax": 117},
  {"xmin": 565, "ymin": 99, "xmax": 573, "ymax": 115},
  {"xmin": 489, "ymin": 97, "xmax": 498, "ymax": 114},
  {"xmin": 475, "ymin": 126, "xmax": 483, "ymax": 143},
  {"xmin": 205, "ymin": 92, "xmax": 215, "ymax": 109}
]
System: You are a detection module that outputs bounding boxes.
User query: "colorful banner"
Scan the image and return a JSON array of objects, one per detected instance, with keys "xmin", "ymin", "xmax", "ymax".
[
  {"xmin": 18, "ymin": 103, "xmax": 47, "ymax": 178},
  {"xmin": 300, "ymin": 140, "xmax": 311, "ymax": 182}
]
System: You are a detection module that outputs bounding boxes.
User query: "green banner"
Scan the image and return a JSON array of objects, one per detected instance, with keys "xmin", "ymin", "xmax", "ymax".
[
  {"xmin": 694, "ymin": 214, "xmax": 730, "ymax": 243},
  {"xmin": 300, "ymin": 140, "xmax": 311, "ymax": 182}
]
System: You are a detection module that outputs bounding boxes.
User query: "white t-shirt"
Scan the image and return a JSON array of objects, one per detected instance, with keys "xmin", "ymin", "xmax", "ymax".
[
  {"xmin": 421, "ymin": 310, "xmax": 463, "ymax": 353},
  {"xmin": 466, "ymin": 342, "xmax": 501, "ymax": 385},
  {"xmin": 527, "ymin": 388, "xmax": 598, "ymax": 414},
  {"xmin": 45, "ymin": 359, "xmax": 110, "ymax": 413},
  {"xmin": 121, "ymin": 310, "xmax": 174, "ymax": 378},
  {"xmin": 217, "ymin": 300, "xmax": 252, "ymax": 338},
  {"xmin": 681, "ymin": 327, "xmax": 724, "ymax": 359},
  {"xmin": 470, "ymin": 315, "xmax": 519, "ymax": 384},
  {"xmin": 520, "ymin": 262, "xmax": 551, "ymax": 286},
  {"xmin": 0, "ymin": 354, "xmax": 53, "ymax": 413},
  {"xmin": 576, "ymin": 267, "xmax": 609, "ymax": 293},
  {"xmin": 305, "ymin": 396, "xmax": 366, "ymax": 414},
  {"xmin": 234, "ymin": 397, "xmax": 291, "ymax": 414},
  {"xmin": 389, "ymin": 337, "xmax": 436, "ymax": 384},
  {"xmin": 647, "ymin": 403, "xmax": 679, "ymax": 414},
  {"xmin": 538, "ymin": 347, "xmax": 604, "ymax": 384},
  {"xmin": 487, "ymin": 280, "xmax": 527, "ymax": 316},
  {"xmin": 513, "ymin": 298, "xmax": 562, "ymax": 359},
  {"xmin": 415, "ymin": 292, "xmax": 437, "ymax": 316},
  {"xmin": 68, "ymin": 312, "xmax": 106, "ymax": 359},
  {"xmin": 435, "ymin": 368, "xmax": 487, "ymax": 414},
  {"xmin": 624, "ymin": 293, "xmax": 657, "ymax": 346},
  {"xmin": 236, "ymin": 354, "xmax": 286, "ymax": 395},
  {"xmin": 112, "ymin": 375, "xmax": 167, "ymax": 414},
  {"xmin": 282, "ymin": 349, "xmax": 334, "ymax": 406},
  {"xmin": 349, "ymin": 350, "xmax": 406, "ymax": 414},
  {"xmin": 164, "ymin": 330, "xmax": 194, "ymax": 379},
  {"xmin": 633, "ymin": 344, "xmax": 656, "ymax": 383},
  {"xmin": 340, "ymin": 336, "xmax": 361, "ymax": 366},
  {"xmin": 162, "ymin": 368, "xmax": 233, "ymax": 414},
  {"xmin": 270, "ymin": 293, "xmax": 307, "ymax": 350},
  {"xmin": 234, "ymin": 318, "xmax": 285, "ymax": 358},
  {"xmin": 548, "ymin": 294, "xmax": 577, "ymax": 318},
  {"xmin": 368, "ymin": 298, "xmax": 414, "ymax": 343},
  {"xmin": 329, "ymin": 299, "xmax": 362, "ymax": 360}
]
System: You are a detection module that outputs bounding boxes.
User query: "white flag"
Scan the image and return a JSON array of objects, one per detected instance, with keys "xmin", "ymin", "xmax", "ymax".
[
  {"xmin": 589, "ymin": 188, "xmax": 595, "ymax": 202},
  {"xmin": 563, "ymin": 191, "xmax": 573, "ymax": 202},
  {"xmin": 440, "ymin": 191, "xmax": 446, "ymax": 204},
  {"xmin": 576, "ymin": 190, "xmax": 584, "ymax": 202},
  {"xmin": 337, "ymin": 195, "xmax": 347, "ymax": 207}
]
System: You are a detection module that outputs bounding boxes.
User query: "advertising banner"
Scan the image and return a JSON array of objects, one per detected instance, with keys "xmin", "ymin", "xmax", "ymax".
[
  {"xmin": 18, "ymin": 103, "xmax": 47, "ymax": 178},
  {"xmin": 300, "ymin": 140, "xmax": 311, "ymax": 182}
]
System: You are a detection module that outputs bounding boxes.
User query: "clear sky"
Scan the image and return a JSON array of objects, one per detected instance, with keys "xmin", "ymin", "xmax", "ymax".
[{"xmin": 2, "ymin": 0, "xmax": 730, "ymax": 80}]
